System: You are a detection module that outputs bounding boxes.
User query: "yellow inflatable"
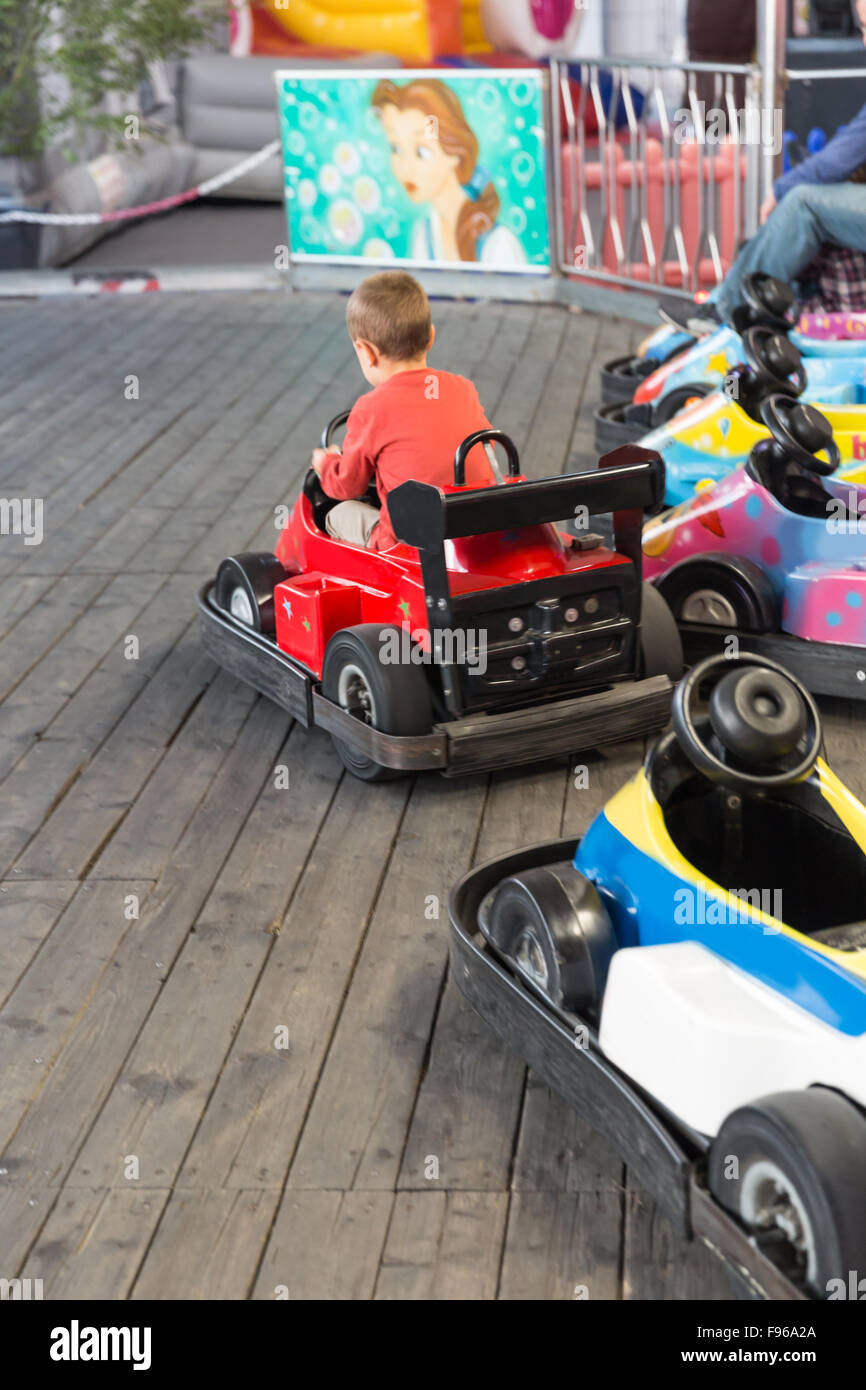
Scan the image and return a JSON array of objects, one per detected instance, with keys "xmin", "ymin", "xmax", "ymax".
[{"xmin": 251, "ymin": 0, "xmax": 488, "ymax": 61}]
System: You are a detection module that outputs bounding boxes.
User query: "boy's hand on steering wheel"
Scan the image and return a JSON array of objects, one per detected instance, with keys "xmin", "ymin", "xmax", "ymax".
[{"xmin": 311, "ymin": 444, "xmax": 341, "ymax": 475}]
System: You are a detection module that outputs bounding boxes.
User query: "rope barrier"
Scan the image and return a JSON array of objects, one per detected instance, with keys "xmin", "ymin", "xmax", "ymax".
[{"xmin": 0, "ymin": 139, "xmax": 282, "ymax": 226}]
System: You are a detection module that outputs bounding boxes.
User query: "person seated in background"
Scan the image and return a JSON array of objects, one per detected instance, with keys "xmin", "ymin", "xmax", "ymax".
[
  {"xmin": 685, "ymin": 0, "xmax": 866, "ymax": 333},
  {"xmin": 311, "ymin": 270, "xmax": 494, "ymax": 550}
]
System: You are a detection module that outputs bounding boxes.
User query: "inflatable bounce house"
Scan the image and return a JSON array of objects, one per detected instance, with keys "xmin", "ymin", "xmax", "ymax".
[{"xmin": 228, "ymin": 0, "xmax": 586, "ymax": 63}]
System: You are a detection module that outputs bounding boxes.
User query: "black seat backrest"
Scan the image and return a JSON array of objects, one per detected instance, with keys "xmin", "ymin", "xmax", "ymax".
[
  {"xmin": 777, "ymin": 463, "xmax": 839, "ymax": 519},
  {"xmin": 747, "ymin": 443, "xmax": 852, "ymax": 521}
]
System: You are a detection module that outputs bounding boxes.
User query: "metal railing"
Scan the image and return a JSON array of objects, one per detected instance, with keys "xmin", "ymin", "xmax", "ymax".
[{"xmin": 552, "ymin": 56, "xmax": 763, "ymax": 298}]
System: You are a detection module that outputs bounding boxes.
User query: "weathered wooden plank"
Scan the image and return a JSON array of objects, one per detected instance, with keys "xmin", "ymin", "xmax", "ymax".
[
  {"xmin": 109, "ymin": 308, "xmax": 354, "ymax": 584},
  {"xmin": 0, "ymin": 880, "xmax": 79, "ymax": 1008},
  {"xmin": 469, "ymin": 303, "xmax": 536, "ymax": 427},
  {"xmin": 0, "ymin": 296, "xmax": 190, "ymax": 462},
  {"xmin": 64, "ymin": 722, "xmax": 340, "ymax": 1195},
  {"xmin": 61, "ymin": 296, "xmax": 331, "ymax": 560},
  {"xmin": 498, "ymin": 1190, "xmax": 623, "ymax": 1299},
  {"xmin": 133, "ymin": 1189, "xmax": 278, "ymax": 1300},
  {"xmin": 522, "ymin": 309, "xmax": 601, "ymax": 480},
  {"xmin": 622, "ymin": 1178, "xmax": 735, "ymax": 1301},
  {"xmin": 2, "ymin": 299, "xmax": 308, "ymax": 577},
  {"xmin": 177, "ymin": 763, "xmax": 409, "ymax": 1192},
  {"xmin": 0, "ymin": 700, "xmax": 288, "ymax": 1270},
  {"xmin": 398, "ymin": 763, "xmax": 565, "ymax": 1193},
  {"xmin": 171, "ymin": 326, "xmax": 361, "ymax": 577},
  {"xmin": 0, "ymin": 302, "xmax": 95, "ymax": 404},
  {"xmin": 0, "ymin": 292, "xmax": 196, "ymax": 467},
  {"xmin": 24, "ymin": 1188, "xmax": 171, "ymax": 1301},
  {"xmin": 0, "ymin": 571, "xmax": 169, "ymax": 784},
  {"xmin": 568, "ymin": 313, "xmax": 639, "ymax": 470},
  {"xmin": 0, "ymin": 575, "xmax": 55, "ymax": 642},
  {"xmin": 0, "ymin": 879, "xmax": 155, "ymax": 1150},
  {"xmin": 252, "ymin": 1191, "xmax": 393, "ymax": 1300},
  {"xmin": 374, "ymin": 1191, "xmax": 508, "ymax": 1300},
  {"xmin": 561, "ymin": 736, "xmax": 647, "ymax": 838},
  {"xmin": 114, "ymin": 313, "xmax": 350, "ymax": 580},
  {"xmin": 483, "ymin": 307, "xmax": 568, "ymax": 463},
  {"xmin": 513, "ymin": 1074, "xmax": 626, "ymax": 1193},
  {"xmin": 0, "ymin": 576, "xmax": 197, "ymax": 871},
  {"xmin": 0, "ymin": 293, "xmax": 196, "ymax": 503},
  {"xmin": 14, "ymin": 651, "xmax": 250, "ymax": 881},
  {"xmin": 0, "ymin": 574, "xmax": 107, "ymax": 706},
  {"xmin": 287, "ymin": 775, "xmax": 487, "ymax": 1193}
]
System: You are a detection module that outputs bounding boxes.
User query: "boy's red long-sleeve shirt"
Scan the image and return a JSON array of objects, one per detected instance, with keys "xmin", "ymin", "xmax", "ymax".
[{"xmin": 319, "ymin": 368, "xmax": 494, "ymax": 551}]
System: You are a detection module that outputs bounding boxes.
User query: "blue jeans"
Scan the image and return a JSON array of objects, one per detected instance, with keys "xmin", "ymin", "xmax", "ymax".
[{"xmin": 714, "ymin": 182, "xmax": 866, "ymax": 319}]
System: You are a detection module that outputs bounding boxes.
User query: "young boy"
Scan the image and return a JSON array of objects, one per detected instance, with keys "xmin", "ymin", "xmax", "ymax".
[{"xmin": 312, "ymin": 271, "xmax": 494, "ymax": 550}]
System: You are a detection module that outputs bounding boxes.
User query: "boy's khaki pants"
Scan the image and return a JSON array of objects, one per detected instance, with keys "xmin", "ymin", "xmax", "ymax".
[{"xmin": 325, "ymin": 500, "xmax": 381, "ymax": 548}]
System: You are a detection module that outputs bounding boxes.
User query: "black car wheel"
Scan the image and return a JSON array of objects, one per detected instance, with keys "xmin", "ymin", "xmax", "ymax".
[
  {"xmin": 708, "ymin": 1089, "xmax": 866, "ymax": 1297},
  {"xmin": 214, "ymin": 553, "xmax": 289, "ymax": 635},
  {"xmin": 639, "ymin": 582, "xmax": 683, "ymax": 680},
  {"xmin": 482, "ymin": 861, "xmax": 616, "ymax": 1015},
  {"xmin": 322, "ymin": 624, "xmax": 433, "ymax": 782},
  {"xmin": 656, "ymin": 556, "xmax": 777, "ymax": 633}
]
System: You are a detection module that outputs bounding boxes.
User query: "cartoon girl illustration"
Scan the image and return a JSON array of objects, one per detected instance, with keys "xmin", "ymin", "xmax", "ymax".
[{"xmin": 371, "ymin": 78, "xmax": 527, "ymax": 268}]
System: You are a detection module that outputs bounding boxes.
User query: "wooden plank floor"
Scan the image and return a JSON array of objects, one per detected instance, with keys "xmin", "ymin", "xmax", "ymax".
[{"xmin": 2, "ymin": 290, "xmax": 863, "ymax": 1301}]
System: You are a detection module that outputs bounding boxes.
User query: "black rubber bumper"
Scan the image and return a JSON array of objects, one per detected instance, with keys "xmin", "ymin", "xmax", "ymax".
[
  {"xmin": 594, "ymin": 400, "xmax": 652, "ymax": 455},
  {"xmin": 197, "ymin": 583, "xmax": 674, "ymax": 776},
  {"xmin": 679, "ymin": 624, "xmax": 866, "ymax": 702},
  {"xmin": 600, "ymin": 354, "xmax": 655, "ymax": 404},
  {"xmin": 448, "ymin": 841, "xmax": 808, "ymax": 1301}
]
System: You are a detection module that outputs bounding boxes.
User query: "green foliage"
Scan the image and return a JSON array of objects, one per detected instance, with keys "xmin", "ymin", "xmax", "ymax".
[{"xmin": 0, "ymin": 0, "xmax": 222, "ymax": 158}]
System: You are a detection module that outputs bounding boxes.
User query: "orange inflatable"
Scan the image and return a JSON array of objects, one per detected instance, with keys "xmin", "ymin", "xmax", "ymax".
[{"xmin": 230, "ymin": 0, "xmax": 489, "ymax": 61}]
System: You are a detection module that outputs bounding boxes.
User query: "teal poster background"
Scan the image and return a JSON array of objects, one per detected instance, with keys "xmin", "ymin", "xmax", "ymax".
[{"xmin": 276, "ymin": 69, "xmax": 550, "ymax": 272}]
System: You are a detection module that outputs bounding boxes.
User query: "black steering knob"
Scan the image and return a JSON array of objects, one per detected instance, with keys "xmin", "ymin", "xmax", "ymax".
[
  {"xmin": 742, "ymin": 326, "xmax": 807, "ymax": 395},
  {"xmin": 672, "ymin": 652, "xmax": 822, "ymax": 791},
  {"xmin": 759, "ymin": 393, "xmax": 840, "ymax": 476},
  {"xmin": 764, "ymin": 334, "xmax": 801, "ymax": 381},
  {"xmin": 789, "ymin": 401, "xmax": 833, "ymax": 453},
  {"xmin": 751, "ymin": 273, "xmax": 797, "ymax": 322},
  {"xmin": 709, "ymin": 667, "xmax": 807, "ymax": 766}
]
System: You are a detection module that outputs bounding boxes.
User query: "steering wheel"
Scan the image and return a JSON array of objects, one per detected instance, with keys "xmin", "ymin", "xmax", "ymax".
[
  {"xmin": 740, "ymin": 272, "xmax": 798, "ymax": 331},
  {"xmin": 303, "ymin": 408, "xmax": 350, "ymax": 507},
  {"xmin": 741, "ymin": 326, "xmax": 807, "ymax": 397},
  {"xmin": 759, "ymin": 394, "xmax": 841, "ymax": 476},
  {"xmin": 454, "ymin": 429, "xmax": 521, "ymax": 486},
  {"xmin": 672, "ymin": 652, "xmax": 822, "ymax": 792},
  {"xmin": 320, "ymin": 409, "xmax": 351, "ymax": 449},
  {"xmin": 304, "ymin": 407, "xmax": 379, "ymax": 512}
]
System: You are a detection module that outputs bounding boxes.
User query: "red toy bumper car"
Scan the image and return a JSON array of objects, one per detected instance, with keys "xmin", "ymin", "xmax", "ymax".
[{"xmin": 197, "ymin": 415, "xmax": 682, "ymax": 780}]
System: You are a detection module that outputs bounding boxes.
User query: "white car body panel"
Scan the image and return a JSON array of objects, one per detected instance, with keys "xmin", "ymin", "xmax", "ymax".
[{"xmin": 598, "ymin": 941, "xmax": 866, "ymax": 1136}]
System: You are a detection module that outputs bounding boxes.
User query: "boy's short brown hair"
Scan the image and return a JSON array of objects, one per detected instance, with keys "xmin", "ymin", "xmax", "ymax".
[{"xmin": 346, "ymin": 271, "xmax": 432, "ymax": 361}]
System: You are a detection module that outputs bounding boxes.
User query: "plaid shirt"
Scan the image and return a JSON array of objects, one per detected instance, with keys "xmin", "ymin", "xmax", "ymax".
[{"xmin": 799, "ymin": 244, "xmax": 866, "ymax": 314}]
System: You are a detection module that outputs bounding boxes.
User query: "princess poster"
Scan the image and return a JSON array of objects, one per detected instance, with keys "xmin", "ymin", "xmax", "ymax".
[{"xmin": 276, "ymin": 69, "xmax": 550, "ymax": 273}]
